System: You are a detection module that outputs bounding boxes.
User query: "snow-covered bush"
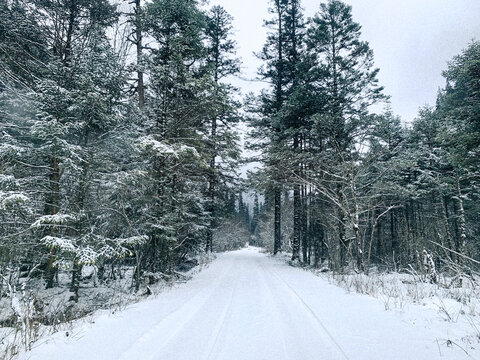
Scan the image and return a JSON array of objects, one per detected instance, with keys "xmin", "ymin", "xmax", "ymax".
[{"xmin": 213, "ymin": 219, "xmax": 250, "ymax": 252}]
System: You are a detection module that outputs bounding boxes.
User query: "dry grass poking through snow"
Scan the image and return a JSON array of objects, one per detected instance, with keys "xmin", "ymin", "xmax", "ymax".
[
  {"xmin": 313, "ymin": 269, "xmax": 480, "ymax": 355},
  {"xmin": 321, "ymin": 270, "xmax": 480, "ymax": 328}
]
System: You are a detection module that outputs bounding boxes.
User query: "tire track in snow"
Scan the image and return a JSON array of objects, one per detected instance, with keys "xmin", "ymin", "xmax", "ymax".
[
  {"xmin": 265, "ymin": 265, "xmax": 350, "ymax": 360},
  {"xmin": 201, "ymin": 278, "xmax": 238, "ymax": 360},
  {"xmin": 117, "ymin": 257, "xmax": 236, "ymax": 360},
  {"xmin": 256, "ymin": 260, "xmax": 293, "ymax": 360}
]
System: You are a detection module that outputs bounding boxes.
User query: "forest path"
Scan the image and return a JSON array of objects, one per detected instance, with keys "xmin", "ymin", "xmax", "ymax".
[{"xmin": 25, "ymin": 248, "xmax": 471, "ymax": 360}]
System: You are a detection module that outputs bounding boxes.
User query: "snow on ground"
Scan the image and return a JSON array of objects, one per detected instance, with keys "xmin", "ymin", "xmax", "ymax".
[{"xmin": 20, "ymin": 248, "xmax": 480, "ymax": 360}]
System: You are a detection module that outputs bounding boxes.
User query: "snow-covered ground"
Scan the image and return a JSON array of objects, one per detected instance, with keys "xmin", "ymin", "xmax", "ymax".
[{"xmin": 20, "ymin": 248, "xmax": 480, "ymax": 359}]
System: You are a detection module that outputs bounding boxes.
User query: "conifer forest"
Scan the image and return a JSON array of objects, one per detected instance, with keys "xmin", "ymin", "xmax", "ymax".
[{"xmin": 1, "ymin": 0, "xmax": 480, "ymax": 358}]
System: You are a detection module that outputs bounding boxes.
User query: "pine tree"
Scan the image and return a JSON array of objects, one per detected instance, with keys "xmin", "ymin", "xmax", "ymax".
[
  {"xmin": 306, "ymin": 0, "xmax": 384, "ymax": 269},
  {"xmin": 282, "ymin": 0, "xmax": 305, "ymax": 262},
  {"xmin": 250, "ymin": 0, "xmax": 305, "ymax": 256},
  {"xmin": 204, "ymin": 5, "xmax": 241, "ymax": 253}
]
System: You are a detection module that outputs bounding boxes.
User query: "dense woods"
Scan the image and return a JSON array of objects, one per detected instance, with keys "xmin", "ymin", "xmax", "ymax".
[
  {"xmin": 249, "ymin": 0, "xmax": 480, "ymax": 277},
  {"xmin": 0, "ymin": 0, "xmax": 244, "ymax": 309},
  {"xmin": 0, "ymin": 0, "xmax": 479, "ymax": 350}
]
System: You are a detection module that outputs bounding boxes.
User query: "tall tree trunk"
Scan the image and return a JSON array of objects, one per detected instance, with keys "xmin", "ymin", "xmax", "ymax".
[
  {"xmin": 70, "ymin": 263, "xmax": 82, "ymax": 302},
  {"xmin": 350, "ymin": 178, "xmax": 363, "ymax": 271},
  {"xmin": 376, "ymin": 209, "xmax": 383, "ymax": 258},
  {"xmin": 273, "ymin": 189, "xmax": 282, "ymax": 254},
  {"xmin": 272, "ymin": 0, "xmax": 284, "ymax": 256},
  {"xmin": 456, "ymin": 180, "xmax": 467, "ymax": 264},
  {"xmin": 302, "ymin": 184, "xmax": 309, "ymax": 264},
  {"xmin": 313, "ymin": 215, "xmax": 325, "ymax": 267},
  {"xmin": 45, "ymin": 147, "xmax": 61, "ymax": 289},
  {"xmin": 408, "ymin": 200, "xmax": 418, "ymax": 267},
  {"xmin": 390, "ymin": 210, "xmax": 398, "ymax": 255},
  {"xmin": 292, "ymin": 183, "xmax": 301, "ymax": 261},
  {"xmin": 440, "ymin": 195, "xmax": 455, "ymax": 261},
  {"xmin": 206, "ymin": 113, "xmax": 217, "ymax": 253},
  {"xmin": 354, "ymin": 220, "xmax": 363, "ymax": 271},
  {"xmin": 63, "ymin": 0, "xmax": 78, "ymax": 65},
  {"xmin": 338, "ymin": 209, "xmax": 346, "ymax": 270},
  {"xmin": 134, "ymin": 249, "xmax": 141, "ymax": 292},
  {"xmin": 404, "ymin": 202, "xmax": 412, "ymax": 267},
  {"xmin": 292, "ymin": 136, "xmax": 301, "ymax": 261},
  {"xmin": 135, "ymin": 0, "xmax": 145, "ymax": 109},
  {"xmin": 452, "ymin": 197, "xmax": 461, "ymax": 258}
]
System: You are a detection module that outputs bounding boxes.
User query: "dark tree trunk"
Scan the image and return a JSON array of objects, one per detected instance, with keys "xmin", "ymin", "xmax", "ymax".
[
  {"xmin": 292, "ymin": 132, "xmax": 301, "ymax": 261},
  {"xmin": 273, "ymin": 189, "xmax": 282, "ymax": 254},
  {"xmin": 206, "ymin": 112, "xmax": 217, "ymax": 253},
  {"xmin": 292, "ymin": 183, "xmax": 301, "ymax": 261},
  {"xmin": 390, "ymin": 210, "xmax": 398, "ymax": 255},
  {"xmin": 70, "ymin": 263, "xmax": 82, "ymax": 302},
  {"xmin": 45, "ymin": 147, "xmax": 61, "ymax": 289},
  {"xmin": 135, "ymin": 0, "xmax": 145, "ymax": 109},
  {"xmin": 338, "ymin": 210, "xmax": 347, "ymax": 270}
]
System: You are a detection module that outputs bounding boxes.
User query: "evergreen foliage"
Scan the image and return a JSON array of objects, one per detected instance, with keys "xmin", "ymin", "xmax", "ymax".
[
  {"xmin": 0, "ymin": 0, "xmax": 242, "ymax": 300},
  {"xmin": 1, "ymin": 0, "xmax": 479, "ymax": 324},
  {"xmin": 250, "ymin": 0, "xmax": 480, "ymax": 275}
]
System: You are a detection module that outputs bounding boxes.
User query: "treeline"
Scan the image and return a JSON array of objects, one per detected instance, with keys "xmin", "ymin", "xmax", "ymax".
[
  {"xmin": 0, "ymin": 0, "xmax": 245, "ymax": 297},
  {"xmin": 249, "ymin": 0, "xmax": 480, "ymax": 275}
]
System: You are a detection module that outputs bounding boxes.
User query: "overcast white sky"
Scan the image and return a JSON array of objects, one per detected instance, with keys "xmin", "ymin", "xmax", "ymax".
[{"xmin": 208, "ymin": 0, "xmax": 480, "ymax": 123}]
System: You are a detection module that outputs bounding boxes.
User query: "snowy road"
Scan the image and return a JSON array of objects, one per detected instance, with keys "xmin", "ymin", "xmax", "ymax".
[{"xmin": 26, "ymin": 248, "xmax": 476, "ymax": 360}]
